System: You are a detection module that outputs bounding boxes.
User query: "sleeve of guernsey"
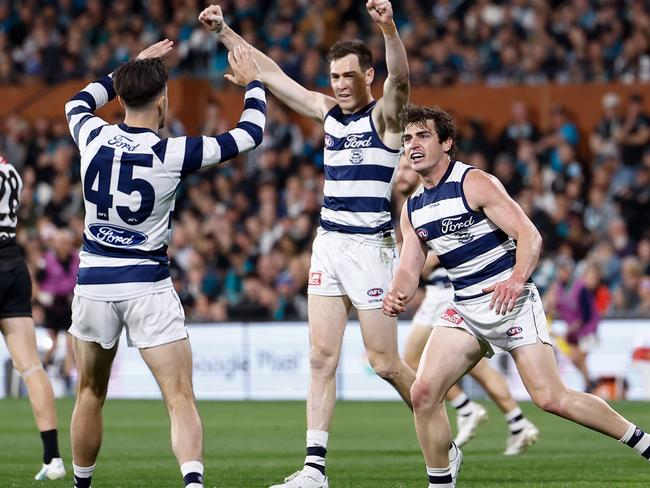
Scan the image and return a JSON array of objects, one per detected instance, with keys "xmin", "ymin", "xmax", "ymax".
[
  {"xmin": 64, "ymin": 75, "xmax": 115, "ymax": 153},
  {"xmin": 152, "ymin": 80, "xmax": 266, "ymax": 179}
]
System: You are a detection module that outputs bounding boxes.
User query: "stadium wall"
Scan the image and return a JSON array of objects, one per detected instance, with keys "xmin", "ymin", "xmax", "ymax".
[
  {"xmin": 3, "ymin": 81, "xmax": 649, "ymax": 142},
  {"xmin": 1, "ymin": 320, "xmax": 650, "ymax": 401}
]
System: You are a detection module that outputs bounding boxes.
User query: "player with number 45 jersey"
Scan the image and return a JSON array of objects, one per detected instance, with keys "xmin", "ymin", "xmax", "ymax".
[
  {"xmin": 67, "ymin": 49, "xmax": 266, "ymax": 303},
  {"xmin": 64, "ymin": 39, "xmax": 266, "ymax": 488}
]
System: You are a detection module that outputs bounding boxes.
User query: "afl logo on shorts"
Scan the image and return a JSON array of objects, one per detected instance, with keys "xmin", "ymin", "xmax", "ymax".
[
  {"xmin": 309, "ymin": 271, "xmax": 322, "ymax": 286},
  {"xmin": 506, "ymin": 326, "xmax": 523, "ymax": 337},
  {"xmin": 367, "ymin": 288, "xmax": 383, "ymax": 297},
  {"xmin": 416, "ymin": 227, "xmax": 428, "ymax": 240}
]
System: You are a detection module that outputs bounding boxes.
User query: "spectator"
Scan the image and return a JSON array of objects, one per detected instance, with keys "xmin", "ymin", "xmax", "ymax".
[
  {"xmin": 615, "ymin": 93, "xmax": 650, "ymax": 184},
  {"xmin": 612, "ymin": 256, "xmax": 644, "ymax": 313},
  {"xmin": 36, "ymin": 228, "xmax": 79, "ymax": 394},
  {"xmin": 590, "ymin": 92, "xmax": 622, "ymax": 161}
]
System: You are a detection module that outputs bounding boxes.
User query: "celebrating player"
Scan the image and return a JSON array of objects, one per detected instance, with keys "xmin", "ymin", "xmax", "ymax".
[
  {"xmin": 65, "ymin": 39, "xmax": 266, "ymax": 488},
  {"xmin": 395, "ymin": 154, "xmax": 539, "ymax": 454},
  {"xmin": 0, "ymin": 156, "xmax": 65, "ymax": 481},
  {"xmin": 384, "ymin": 104, "xmax": 650, "ymax": 487},
  {"xmin": 199, "ymin": 2, "xmax": 461, "ymax": 487}
]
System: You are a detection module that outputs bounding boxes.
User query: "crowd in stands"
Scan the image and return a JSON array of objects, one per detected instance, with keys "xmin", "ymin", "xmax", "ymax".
[
  {"xmin": 0, "ymin": 0, "xmax": 649, "ymax": 86},
  {"xmin": 0, "ymin": 0, "xmax": 649, "ymax": 324}
]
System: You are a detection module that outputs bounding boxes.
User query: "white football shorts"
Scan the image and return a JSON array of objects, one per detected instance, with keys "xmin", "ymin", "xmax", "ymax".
[
  {"xmin": 307, "ymin": 229, "xmax": 398, "ymax": 310},
  {"xmin": 413, "ymin": 285, "xmax": 455, "ymax": 327},
  {"xmin": 434, "ymin": 283, "xmax": 552, "ymax": 357},
  {"xmin": 69, "ymin": 289, "xmax": 188, "ymax": 349}
]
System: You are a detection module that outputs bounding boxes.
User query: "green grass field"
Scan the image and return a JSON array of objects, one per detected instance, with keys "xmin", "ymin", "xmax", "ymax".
[{"xmin": 0, "ymin": 399, "xmax": 649, "ymax": 487}]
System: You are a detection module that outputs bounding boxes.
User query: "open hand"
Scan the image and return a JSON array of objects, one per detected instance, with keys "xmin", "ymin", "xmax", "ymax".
[
  {"xmin": 136, "ymin": 39, "xmax": 174, "ymax": 60},
  {"xmin": 382, "ymin": 290, "xmax": 407, "ymax": 317},
  {"xmin": 224, "ymin": 44, "xmax": 261, "ymax": 86},
  {"xmin": 366, "ymin": 0, "xmax": 394, "ymax": 26},
  {"xmin": 483, "ymin": 277, "xmax": 525, "ymax": 316},
  {"xmin": 199, "ymin": 4, "xmax": 225, "ymax": 34}
]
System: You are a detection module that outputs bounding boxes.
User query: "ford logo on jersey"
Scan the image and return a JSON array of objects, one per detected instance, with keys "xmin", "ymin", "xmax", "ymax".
[
  {"xmin": 344, "ymin": 134, "xmax": 372, "ymax": 149},
  {"xmin": 88, "ymin": 224, "xmax": 148, "ymax": 247}
]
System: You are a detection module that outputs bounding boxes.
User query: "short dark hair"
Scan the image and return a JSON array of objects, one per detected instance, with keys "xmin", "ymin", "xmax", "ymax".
[
  {"xmin": 399, "ymin": 104, "xmax": 457, "ymax": 158},
  {"xmin": 113, "ymin": 58, "xmax": 168, "ymax": 109},
  {"xmin": 326, "ymin": 40, "xmax": 373, "ymax": 71}
]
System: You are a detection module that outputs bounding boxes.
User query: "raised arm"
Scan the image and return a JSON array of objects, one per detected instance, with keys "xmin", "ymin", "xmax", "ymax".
[
  {"xmin": 382, "ymin": 202, "xmax": 428, "ymax": 317},
  {"xmin": 199, "ymin": 4, "xmax": 335, "ymax": 122},
  {"xmin": 464, "ymin": 169, "xmax": 542, "ymax": 315},
  {"xmin": 367, "ymin": 0, "xmax": 409, "ymax": 139},
  {"xmin": 64, "ymin": 39, "xmax": 174, "ymax": 153},
  {"xmin": 153, "ymin": 45, "xmax": 266, "ymax": 178},
  {"xmin": 64, "ymin": 75, "xmax": 114, "ymax": 152}
]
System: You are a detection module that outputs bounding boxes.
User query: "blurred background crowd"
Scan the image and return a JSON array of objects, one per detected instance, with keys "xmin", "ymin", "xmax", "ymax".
[
  {"xmin": 0, "ymin": 0, "xmax": 648, "ymax": 330},
  {"xmin": 0, "ymin": 0, "xmax": 649, "ymax": 85}
]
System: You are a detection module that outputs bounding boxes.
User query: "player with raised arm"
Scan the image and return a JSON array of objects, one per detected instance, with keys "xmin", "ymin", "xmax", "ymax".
[
  {"xmin": 384, "ymin": 104, "xmax": 650, "ymax": 488},
  {"xmin": 395, "ymin": 156, "xmax": 539, "ymax": 454},
  {"xmin": 198, "ymin": 3, "xmax": 461, "ymax": 488},
  {"xmin": 0, "ymin": 157, "xmax": 65, "ymax": 481},
  {"xmin": 65, "ymin": 39, "xmax": 266, "ymax": 488}
]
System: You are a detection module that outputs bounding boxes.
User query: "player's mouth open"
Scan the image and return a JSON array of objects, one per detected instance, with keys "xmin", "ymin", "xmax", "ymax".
[{"xmin": 411, "ymin": 151, "xmax": 424, "ymax": 162}]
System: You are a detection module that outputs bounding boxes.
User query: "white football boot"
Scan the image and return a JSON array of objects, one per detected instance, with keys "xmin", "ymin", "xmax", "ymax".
[
  {"xmin": 504, "ymin": 421, "xmax": 540, "ymax": 455},
  {"xmin": 34, "ymin": 457, "xmax": 66, "ymax": 480},
  {"xmin": 269, "ymin": 466, "xmax": 328, "ymax": 488},
  {"xmin": 454, "ymin": 403, "xmax": 489, "ymax": 447}
]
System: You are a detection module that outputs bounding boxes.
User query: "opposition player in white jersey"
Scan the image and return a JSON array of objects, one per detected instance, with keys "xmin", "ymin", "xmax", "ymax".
[
  {"xmin": 384, "ymin": 104, "xmax": 650, "ymax": 487},
  {"xmin": 198, "ymin": 3, "xmax": 459, "ymax": 487},
  {"xmin": 65, "ymin": 39, "xmax": 266, "ymax": 488},
  {"xmin": 0, "ymin": 156, "xmax": 65, "ymax": 481},
  {"xmin": 395, "ymin": 155, "xmax": 539, "ymax": 455}
]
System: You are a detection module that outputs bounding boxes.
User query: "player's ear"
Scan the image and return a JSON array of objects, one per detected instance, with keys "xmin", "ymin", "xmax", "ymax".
[
  {"xmin": 117, "ymin": 96, "xmax": 125, "ymax": 110},
  {"xmin": 442, "ymin": 137, "xmax": 453, "ymax": 152},
  {"xmin": 365, "ymin": 66, "xmax": 375, "ymax": 85}
]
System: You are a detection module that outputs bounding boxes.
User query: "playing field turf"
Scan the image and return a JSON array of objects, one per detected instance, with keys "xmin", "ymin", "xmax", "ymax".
[{"xmin": 0, "ymin": 399, "xmax": 649, "ymax": 487}]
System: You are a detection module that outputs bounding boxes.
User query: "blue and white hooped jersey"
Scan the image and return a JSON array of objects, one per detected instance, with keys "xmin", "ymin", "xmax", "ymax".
[
  {"xmin": 408, "ymin": 160, "xmax": 516, "ymax": 301},
  {"xmin": 321, "ymin": 101, "xmax": 400, "ymax": 242},
  {"xmin": 66, "ymin": 76, "xmax": 266, "ymax": 300}
]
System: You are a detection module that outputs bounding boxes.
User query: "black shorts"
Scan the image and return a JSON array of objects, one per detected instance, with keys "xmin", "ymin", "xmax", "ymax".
[
  {"xmin": 0, "ymin": 260, "xmax": 33, "ymax": 319},
  {"xmin": 43, "ymin": 296, "xmax": 73, "ymax": 332}
]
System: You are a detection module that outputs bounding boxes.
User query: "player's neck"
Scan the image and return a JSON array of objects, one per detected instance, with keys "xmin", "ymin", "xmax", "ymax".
[
  {"xmin": 421, "ymin": 156, "xmax": 451, "ymax": 189},
  {"xmin": 123, "ymin": 112, "xmax": 159, "ymax": 133}
]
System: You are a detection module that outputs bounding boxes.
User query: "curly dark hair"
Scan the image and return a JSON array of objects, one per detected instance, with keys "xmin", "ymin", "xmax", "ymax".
[
  {"xmin": 398, "ymin": 104, "xmax": 457, "ymax": 158},
  {"xmin": 113, "ymin": 58, "xmax": 168, "ymax": 109}
]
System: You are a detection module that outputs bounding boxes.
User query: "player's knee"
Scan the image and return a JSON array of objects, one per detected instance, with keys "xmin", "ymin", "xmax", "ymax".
[
  {"xmin": 411, "ymin": 379, "xmax": 439, "ymax": 412},
  {"xmin": 77, "ymin": 376, "xmax": 110, "ymax": 401},
  {"xmin": 531, "ymin": 388, "xmax": 568, "ymax": 416},
  {"xmin": 368, "ymin": 354, "xmax": 400, "ymax": 381},
  {"xmin": 166, "ymin": 388, "xmax": 197, "ymax": 412},
  {"xmin": 309, "ymin": 348, "xmax": 338, "ymax": 376}
]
